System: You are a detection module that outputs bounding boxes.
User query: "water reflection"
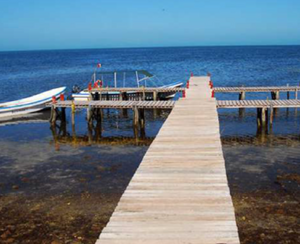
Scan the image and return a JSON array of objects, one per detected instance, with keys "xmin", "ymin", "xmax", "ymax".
[
  {"xmin": 49, "ymin": 109, "xmax": 155, "ymax": 148},
  {"xmin": 50, "ymin": 118, "xmax": 154, "ymax": 148},
  {"xmin": 0, "ymin": 110, "xmax": 50, "ymax": 126}
]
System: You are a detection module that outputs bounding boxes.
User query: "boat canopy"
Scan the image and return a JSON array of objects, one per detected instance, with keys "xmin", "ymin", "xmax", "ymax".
[
  {"xmin": 95, "ymin": 70, "xmax": 153, "ymax": 78},
  {"xmin": 92, "ymin": 70, "xmax": 155, "ymax": 88}
]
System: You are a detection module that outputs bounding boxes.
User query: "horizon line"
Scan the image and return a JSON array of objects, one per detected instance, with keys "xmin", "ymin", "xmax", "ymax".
[{"xmin": 1, "ymin": 44, "xmax": 300, "ymax": 53}]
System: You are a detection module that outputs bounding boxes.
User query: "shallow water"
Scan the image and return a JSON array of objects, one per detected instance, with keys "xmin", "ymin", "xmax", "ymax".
[
  {"xmin": 1, "ymin": 46, "xmax": 300, "ymax": 243},
  {"xmin": 0, "ymin": 109, "xmax": 169, "ymax": 243},
  {"xmin": 220, "ymin": 110, "xmax": 300, "ymax": 244}
]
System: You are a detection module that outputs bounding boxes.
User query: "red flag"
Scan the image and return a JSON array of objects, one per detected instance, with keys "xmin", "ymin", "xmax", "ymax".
[{"xmin": 97, "ymin": 63, "xmax": 102, "ymax": 68}]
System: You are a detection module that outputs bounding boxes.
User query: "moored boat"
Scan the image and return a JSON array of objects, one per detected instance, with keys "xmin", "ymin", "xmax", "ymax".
[
  {"xmin": 72, "ymin": 70, "xmax": 183, "ymax": 101},
  {"xmin": 0, "ymin": 87, "xmax": 66, "ymax": 118}
]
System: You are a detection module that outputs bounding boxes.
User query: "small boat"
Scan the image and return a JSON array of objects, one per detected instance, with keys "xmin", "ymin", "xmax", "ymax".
[
  {"xmin": 72, "ymin": 70, "xmax": 183, "ymax": 101},
  {"xmin": 0, "ymin": 87, "xmax": 66, "ymax": 118}
]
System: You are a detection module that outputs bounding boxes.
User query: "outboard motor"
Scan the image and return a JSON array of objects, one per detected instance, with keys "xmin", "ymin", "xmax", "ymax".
[{"xmin": 72, "ymin": 85, "xmax": 81, "ymax": 94}]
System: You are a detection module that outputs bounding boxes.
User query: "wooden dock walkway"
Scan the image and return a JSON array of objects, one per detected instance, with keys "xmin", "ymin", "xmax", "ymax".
[
  {"xmin": 214, "ymin": 86, "xmax": 300, "ymax": 93},
  {"xmin": 217, "ymin": 99, "xmax": 300, "ymax": 108},
  {"xmin": 96, "ymin": 76, "xmax": 240, "ymax": 244},
  {"xmin": 47, "ymin": 100, "xmax": 176, "ymax": 109}
]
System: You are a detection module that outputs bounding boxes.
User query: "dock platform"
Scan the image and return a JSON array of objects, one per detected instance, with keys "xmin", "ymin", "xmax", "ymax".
[
  {"xmin": 217, "ymin": 99, "xmax": 300, "ymax": 108},
  {"xmin": 214, "ymin": 86, "xmax": 300, "ymax": 93},
  {"xmin": 96, "ymin": 77, "xmax": 240, "ymax": 244},
  {"xmin": 47, "ymin": 100, "xmax": 175, "ymax": 109}
]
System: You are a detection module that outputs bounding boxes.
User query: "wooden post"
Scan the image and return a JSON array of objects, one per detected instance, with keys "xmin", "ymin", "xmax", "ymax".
[
  {"xmin": 286, "ymin": 84, "xmax": 290, "ymax": 114},
  {"xmin": 142, "ymin": 87, "xmax": 146, "ymax": 101},
  {"xmin": 239, "ymin": 91, "xmax": 246, "ymax": 100},
  {"xmin": 50, "ymin": 106, "xmax": 57, "ymax": 125},
  {"xmin": 133, "ymin": 106, "xmax": 139, "ymax": 128},
  {"xmin": 271, "ymin": 91, "xmax": 280, "ymax": 100},
  {"xmin": 139, "ymin": 109, "xmax": 145, "ymax": 131},
  {"xmin": 269, "ymin": 105, "xmax": 274, "ymax": 129},
  {"xmin": 257, "ymin": 108, "xmax": 262, "ymax": 128},
  {"xmin": 238, "ymin": 91, "xmax": 246, "ymax": 117},
  {"xmin": 271, "ymin": 91, "xmax": 279, "ymax": 115},
  {"xmin": 58, "ymin": 108, "xmax": 67, "ymax": 136},
  {"xmin": 261, "ymin": 107, "xmax": 268, "ymax": 129},
  {"xmin": 153, "ymin": 91, "xmax": 157, "ymax": 101},
  {"xmin": 87, "ymin": 105, "xmax": 93, "ymax": 126},
  {"xmin": 133, "ymin": 106, "xmax": 139, "ymax": 138},
  {"xmin": 50, "ymin": 105, "xmax": 54, "ymax": 122},
  {"xmin": 61, "ymin": 108, "xmax": 66, "ymax": 123},
  {"xmin": 71, "ymin": 101, "xmax": 76, "ymax": 127},
  {"xmin": 257, "ymin": 107, "xmax": 268, "ymax": 132},
  {"xmin": 95, "ymin": 110, "xmax": 102, "ymax": 141}
]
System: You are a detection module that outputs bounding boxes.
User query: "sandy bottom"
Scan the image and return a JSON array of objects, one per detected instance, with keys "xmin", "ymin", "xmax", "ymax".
[{"xmin": 0, "ymin": 140, "xmax": 149, "ymax": 244}]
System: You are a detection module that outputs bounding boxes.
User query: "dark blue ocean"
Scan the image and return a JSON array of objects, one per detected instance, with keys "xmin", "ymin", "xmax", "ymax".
[
  {"xmin": 1, "ymin": 46, "xmax": 300, "ymax": 102},
  {"xmin": 1, "ymin": 46, "xmax": 300, "ymax": 243}
]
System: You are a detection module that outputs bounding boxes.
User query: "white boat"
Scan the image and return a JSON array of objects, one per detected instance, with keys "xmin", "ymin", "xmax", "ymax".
[
  {"xmin": 0, "ymin": 87, "xmax": 66, "ymax": 118},
  {"xmin": 72, "ymin": 70, "xmax": 183, "ymax": 101}
]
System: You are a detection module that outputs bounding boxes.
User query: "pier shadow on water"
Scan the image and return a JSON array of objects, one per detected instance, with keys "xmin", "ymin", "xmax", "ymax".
[
  {"xmin": 220, "ymin": 108, "xmax": 300, "ymax": 244},
  {"xmin": 0, "ymin": 109, "xmax": 169, "ymax": 244}
]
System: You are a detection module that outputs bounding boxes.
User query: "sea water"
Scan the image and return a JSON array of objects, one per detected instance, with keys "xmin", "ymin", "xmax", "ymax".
[{"xmin": 0, "ymin": 46, "xmax": 300, "ymax": 243}]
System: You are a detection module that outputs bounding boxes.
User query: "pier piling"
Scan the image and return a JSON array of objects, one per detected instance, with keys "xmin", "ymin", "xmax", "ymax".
[{"xmin": 271, "ymin": 91, "xmax": 280, "ymax": 100}]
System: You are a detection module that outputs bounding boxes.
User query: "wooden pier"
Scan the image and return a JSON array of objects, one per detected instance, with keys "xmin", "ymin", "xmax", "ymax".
[
  {"xmin": 47, "ymin": 100, "xmax": 175, "ymax": 135},
  {"xmin": 47, "ymin": 100, "xmax": 175, "ymax": 109},
  {"xmin": 214, "ymin": 86, "xmax": 300, "ymax": 93},
  {"xmin": 96, "ymin": 77, "xmax": 240, "ymax": 244},
  {"xmin": 217, "ymin": 99, "xmax": 300, "ymax": 129},
  {"xmin": 214, "ymin": 86, "xmax": 299, "ymax": 100},
  {"xmin": 217, "ymin": 99, "xmax": 300, "ymax": 108}
]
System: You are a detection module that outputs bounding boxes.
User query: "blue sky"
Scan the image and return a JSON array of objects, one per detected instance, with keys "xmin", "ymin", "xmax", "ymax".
[{"xmin": 0, "ymin": 0, "xmax": 300, "ymax": 51}]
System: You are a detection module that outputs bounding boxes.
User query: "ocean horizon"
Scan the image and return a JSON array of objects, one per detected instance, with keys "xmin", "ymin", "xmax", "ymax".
[{"xmin": 1, "ymin": 44, "xmax": 300, "ymax": 53}]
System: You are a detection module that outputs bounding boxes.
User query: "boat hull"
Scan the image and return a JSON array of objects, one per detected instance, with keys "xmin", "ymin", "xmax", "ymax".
[{"xmin": 0, "ymin": 87, "xmax": 66, "ymax": 118}]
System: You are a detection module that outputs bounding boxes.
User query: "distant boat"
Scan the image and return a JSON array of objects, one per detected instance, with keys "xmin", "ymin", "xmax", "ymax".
[
  {"xmin": 0, "ymin": 87, "xmax": 66, "ymax": 118},
  {"xmin": 72, "ymin": 70, "xmax": 183, "ymax": 101}
]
